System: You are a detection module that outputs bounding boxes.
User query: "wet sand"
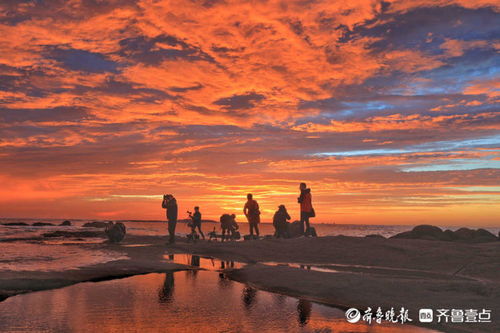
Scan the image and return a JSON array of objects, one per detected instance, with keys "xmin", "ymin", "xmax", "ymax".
[{"xmin": 1, "ymin": 234, "xmax": 498, "ymax": 332}]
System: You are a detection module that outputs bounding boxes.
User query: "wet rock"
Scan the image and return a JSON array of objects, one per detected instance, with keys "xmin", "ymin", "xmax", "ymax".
[
  {"xmin": 60, "ymin": 220, "xmax": 71, "ymax": 226},
  {"xmin": 82, "ymin": 221, "xmax": 109, "ymax": 228},
  {"xmin": 105, "ymin": 222, "xmax": 126, "ymax": 243},
  {"xmin": 2, "ymin": 222, "xmax": 29, "ymax": 226},
  {"xmin": 32, "ymin": 222, "xmax": 54, "ymax": 226},
  {"xmin": 43, "ymin": 231, "xmax": 103, "ymax": 238}
]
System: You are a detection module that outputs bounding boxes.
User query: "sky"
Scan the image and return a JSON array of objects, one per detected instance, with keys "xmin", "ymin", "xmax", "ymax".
[{"xmin": 0, "ymin": 0, "xmax": 499, "ymax": 226}]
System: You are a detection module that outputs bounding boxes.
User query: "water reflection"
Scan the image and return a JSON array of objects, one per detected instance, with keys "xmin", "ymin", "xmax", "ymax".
[
  {"xmin": 164, "ymin": 253, "xmax": 244, "ymax": 271},
  {"xmin": 0, "ymin": 270, "xmax": 440, "ymax": 333},
  {"xmin": 158, "ymin": 273, "xmax": 174, "ymax": 304},
  {"xmin": 297, "ymin": 299, "xmax": 312, "ymax": 326},
  {"xmin": 242, "ymin": 286, "xmax": 257, "ymax": 309}
]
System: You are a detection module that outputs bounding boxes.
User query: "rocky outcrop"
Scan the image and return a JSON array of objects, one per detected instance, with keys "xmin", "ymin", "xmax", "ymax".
[
  {"xmin": 2, "ymin": 222, "xmax": 29, "ymax": 226},
  {"xmin": 60, "ymin": 220, "xmax": 71, "ymax": 226},
  {"xmin": 391, "ymin": 225, "xmax": 498, "ymax": 243},
  {"xmin": 82, "ymin": 221, "xmax": 110, "ymax": 228},
  {"xmin": 32, "ymin": 222, "xmax": 54, "ymax": 226},
  {"xmin": 43, "ymin": 231, "xmax": 104, "ymax": 238},
  {"xmin": 105, "ymin": 222, "xmax": 126, "ymax": 243}
]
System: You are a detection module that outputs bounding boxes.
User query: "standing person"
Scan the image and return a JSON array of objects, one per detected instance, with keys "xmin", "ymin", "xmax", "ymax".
[
  {"xmin": 298, "ymin": 183, "xmax": 314, "ymax": 236},
  {"xmin": 162, "ymin": 194, "xmax": 178, "ymax": 244},
  {"xmin": 243, "ymin": 193, "xmax": 260, "ymax": 239},
  {"xmin": 188, "ymin": 206, "xmax": 205, "ymax": 240},
  {"xmin": 273, "ymin": 204, "xmax": 291, "ymax": 238}
]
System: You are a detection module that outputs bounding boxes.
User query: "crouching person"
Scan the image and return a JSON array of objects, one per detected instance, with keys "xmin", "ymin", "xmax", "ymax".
[{"xmin": 273, "ymin": 205, "xmax": 290, "ymax": 239}]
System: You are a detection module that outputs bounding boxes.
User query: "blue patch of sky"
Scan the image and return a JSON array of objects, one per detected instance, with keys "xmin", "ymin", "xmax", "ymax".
[
  {"xmin": 48, "ymin": 48, "xmax": 119, "ymax": 73},
  {"xmin": 313, "ymin": 134, "xmax": 500, "ymax": 157},
  {"xmin": 402, "ymin": 159, "xmax": 500, "ymax": 172}
]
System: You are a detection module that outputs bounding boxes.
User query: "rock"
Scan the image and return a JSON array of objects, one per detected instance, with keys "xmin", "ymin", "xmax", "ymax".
[
  {"xmin": 287, "ymin": 221, "xmax": 303, "ymax": 238},
  {"xmin": 2, "ymin": 222, "xmax": 29, "ymax": 226},
  {"xmin": 82, "ymin": 221, "xmax": 110, "ymax": 228},
  {"xmin": 473, "ymin": 229, "xmax": 498, "ymax": 242},
  {"xmin": 412, "ymin": 225, "xmax": 444, "ymax": 239},
  {"xmin": 391, "ymin": 225, "xmax": 498, "ymax": 243},
  {"xmin": 105, "ymin": 222, "xmax": 126, "ymax": 243},
  {"xmin": 306, "ymin": 227, "xmax": 318, "ymax": 237},
  {"xmin": 454, "ymin": 227, "xmax": 475, "ymax": 240},
  {"xmin": 32, "ymin": 222, "xmax": 54, "ymax": 226},
  {"xmin": 43, "ymin": 231, "xmax": 103, "ymax": 238},
  {"xmin": 390, "ymin": 231, "xmax": 415, "ymax": 239},
  {"xmin": 60, "ymin": 220, "xmax": 71, "ymax": 226},
  {"xmin": 441, "ymin": 229, "xmax": 457, "ymax": 241},
  {"xmin": 391, "ymin": 225, "xmax": 446, "ymax": 241},
  {"xmin": 366, "ymin": 234, "xmax": 385, "ymax": 239}
]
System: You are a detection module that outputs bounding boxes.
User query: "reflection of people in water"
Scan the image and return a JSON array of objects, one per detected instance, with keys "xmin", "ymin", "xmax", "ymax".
[
  {"xmin": 190, "ymin": 255, "xmax": 201, "ymax": 267},
  {"xmin": 242, "ymin": 286, "xmax": 257, "ymax": 309},
  {"xmin": 297, "ymin": 299, "xmax": 312, "ymax": 326},
  {"xmin": 158, "ymin": 273, "xmax": 175, "ymax": 304}
]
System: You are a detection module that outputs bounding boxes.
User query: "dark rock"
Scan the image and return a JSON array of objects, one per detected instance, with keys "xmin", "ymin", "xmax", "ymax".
[
  {"xmin": 105, "ymin": 222, "xmax": 126, "ymax": 243},
  {"xmin": 82, "ymin": 221, "xmax": 110, "ymax": 228},
  {"xmin": 454, "ymin": 227, "xmax": 475, "ymax": 240},
  {"xmin": 32, "ymin": 222, "xmax": 54, "ymax": 226},
  {"xmin": 412, "ymin": 225, "xmax": 444, "ymax": 239},
  {"xmin": 2, "ymin": 222, "xmax": 29, "ymax": 226},
  {"xmin": 306, "ymin": 227, "xmax": 318, "ymax": 237},
  {"xmin": 390, "ymin": 231, "xmax": 415, "ymax": 239},
  {"xmin": 366, "ymin": 234, "xmax": 385, "ymax": 239},
  {"xmin": 60, "ymin": 220, "xmax": 71, "ymax": 226},
  {"xmin": 473, "ymin": 229, "xmax": 498, "ymax": 242},
  {"xmin": 441, "ymin": 230, "xmax": 457, "ymax": 241},
  {"xmin": 287, "ymin": 221, "xmax": 303, "ymax": 238},
  {"xmin": 43, "ymin": 231, "xmax": 103, "ymax": 238}
]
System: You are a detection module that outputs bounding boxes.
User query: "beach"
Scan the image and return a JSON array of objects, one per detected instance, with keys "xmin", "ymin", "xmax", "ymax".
[{"xmin": 0, "ymin": 224, "xmax": 498, "ymax": 332}]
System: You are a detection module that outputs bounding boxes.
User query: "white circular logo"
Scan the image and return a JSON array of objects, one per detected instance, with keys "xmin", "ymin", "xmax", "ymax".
[{"xmin": 345, "ymin": 308, "xmax": 361, "ymax": 323}]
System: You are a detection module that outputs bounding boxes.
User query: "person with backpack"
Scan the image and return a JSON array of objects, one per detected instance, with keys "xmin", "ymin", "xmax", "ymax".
[
  {"xmin": 273, "ymin": 204, "xmax": 290, "ymax": 238},
  {"xmin": 243, "ymin": 193, "xmax": 260, "ymax": 239},
  {"xmin": 298, "ymin": 183, "xmax": 314, "ymax": 236},
  {"xmin": 162, "ymin": 194, "xmax": 178, "ymax": 244}
]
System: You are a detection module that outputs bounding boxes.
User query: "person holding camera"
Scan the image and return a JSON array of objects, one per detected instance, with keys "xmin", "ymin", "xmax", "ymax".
[
  {"xmin": 187, "ymin": 206, "xmax": 205, "ymax": 240},
  {"xmin": 162, "ymin": 194, "xmax": 178, "ymax": 244}
]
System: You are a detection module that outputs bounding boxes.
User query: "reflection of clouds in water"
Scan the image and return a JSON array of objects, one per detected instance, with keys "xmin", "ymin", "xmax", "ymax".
[
  {"xmin": 0, "ymin": 272, "xmax": 436, "ymax": 333},
  {"xmin": 0, "ymin": 243, "xmax": 128, "ymax": 271}
]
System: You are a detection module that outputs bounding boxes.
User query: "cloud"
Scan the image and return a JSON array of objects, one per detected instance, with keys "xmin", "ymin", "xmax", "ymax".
[{"xmin": 0, "ymin": 0, "xmax": 498, "ymax": 224}]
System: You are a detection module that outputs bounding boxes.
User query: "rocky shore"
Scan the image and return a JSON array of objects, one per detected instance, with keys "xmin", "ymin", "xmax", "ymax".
[{"xmin": 0, "ymin": 225, "xmax": 498, "ymax": 332}]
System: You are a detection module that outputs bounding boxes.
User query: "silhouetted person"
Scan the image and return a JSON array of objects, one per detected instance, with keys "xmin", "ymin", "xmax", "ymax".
[
  {"xmin": 298, "ymin": 183, "xmax": 314, "ymax": 236},
  {"xmin": 162, "ymin": 194, "xmax": 178, "ymax": 244},
  {"xmin": 244, "ymin": 193, "xmax": 260, "ymax": 238},
  {"xmin": 158, "ymin": 272, "xmax": 175, "ymax": 304},
  {"xmin": 220, "ymin": 213, "xmax": 238, "ymax": 241},
  {"xmin": 188, "ymin": 206, "xmax": 205, "ymax": 240},
  {"xmin": 297, "ymin": 299, "xmax": 312, "ymax": 326},
  {"xmin": 273, "ymin": 204, "xmax": 291, "ymax": 238}
]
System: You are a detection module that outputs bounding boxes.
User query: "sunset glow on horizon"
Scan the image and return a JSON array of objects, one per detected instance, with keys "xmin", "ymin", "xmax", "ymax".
[{"xmin": 0, "ymin": 0, "xmax": 499, "ymax": 226}]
